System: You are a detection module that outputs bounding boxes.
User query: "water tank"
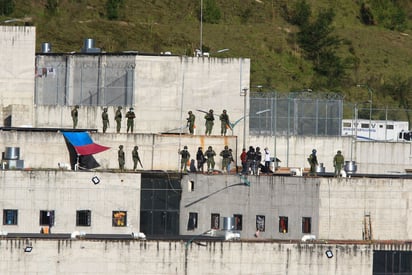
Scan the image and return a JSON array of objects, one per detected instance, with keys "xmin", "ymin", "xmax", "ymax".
[
  {"xmin": 4, "ymin": 147, "xmax": 20, "ymax": 160},
  {"xmin": 222, "ymin": 217, "xmax": 234, "ymax": 231},
  {"xmin": 83, "ymin": 38, "xmax": 95, "ymax": 50},
  {"xmin": 41, "ymin": 42, "xmax": 52, "ymax": 53},
  {"xmin": 316, "ymin": 163, "xmax": 326, "ymax": 174},
  {"xmin": 344, "ymin": 161, "xmax": 357, "ymax": 174}
]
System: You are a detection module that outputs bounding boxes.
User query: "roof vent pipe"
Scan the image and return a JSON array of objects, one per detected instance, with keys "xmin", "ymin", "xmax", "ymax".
[{"xmin": 41, "ymin": 42, "xmax": 52, "ymax": 53}]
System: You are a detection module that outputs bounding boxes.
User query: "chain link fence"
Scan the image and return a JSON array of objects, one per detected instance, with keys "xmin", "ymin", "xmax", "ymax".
[{"xmin": 250, "ymin": 91, "xmax": 344, "ymax": 136}]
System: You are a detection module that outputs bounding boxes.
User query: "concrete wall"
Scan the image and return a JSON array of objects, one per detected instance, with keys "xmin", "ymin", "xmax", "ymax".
[
  {"xmin": 181, "ymin": 175, "xmax": 412, "ymax": 241},
  {"xmin": 0, "ymin": 239, "xmax": 377, "ymax": 275},
  {"xmin": 318, "ymin": 177, "xmax": 412, "ymax": 240},
  {"xmin": 33, "ymin": 55, "xmax": 250, "ymax": 144},
  {"xmin": 0, "ymin": 26, "xmax": 35, "ymax": 126},
  {"xmin": 180, "ymin": 174, "xmax": 320, "ymax": 240},
  {"xmin": 250, "ymin": 135, "xmax": 412, "ymax": 174},
  {"xmin": 0, "ymin": 131, "xmax": 237, "ymax": 171},
  {"xmin": 0, "ymin": 170, "xmax": 140, "ymax": 234}
]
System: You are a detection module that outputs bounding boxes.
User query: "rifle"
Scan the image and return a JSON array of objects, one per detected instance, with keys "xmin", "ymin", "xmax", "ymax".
[{"xmin": 138, "ymin": 159, "xmax": 144, "ymax": 169}]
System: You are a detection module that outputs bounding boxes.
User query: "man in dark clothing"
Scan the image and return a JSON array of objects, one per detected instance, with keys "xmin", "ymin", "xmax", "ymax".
[
  {"xmin": 71, "ymin": 105, "xmax": 79, "ymax": 129},
  {"xmin": 246, "ymin": 146, "xmax": 256, "ymax": 175},
  {"xmin": 196, "ymin": 147, "xmax": 205, "ymax": 173},
  {"xmin": 118, "ymin": 145, "xmax": 125, "ymax": 171},
  {"xmin": 132, "ymin": 146, "xmax": 142, "ymax": 171}
]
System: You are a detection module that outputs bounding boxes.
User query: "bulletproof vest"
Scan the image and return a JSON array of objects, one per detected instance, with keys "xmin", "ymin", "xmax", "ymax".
[
  {"xmin": 222, "ymin": 150, "xmax": 230, "ymax": 158},
  {"xmin": 181, "ymin": 150, "xmax": 189, "ymax": 158},
  {"xmin": 206, "ymin": 150, "xmax": 215, "ymax": 158}
]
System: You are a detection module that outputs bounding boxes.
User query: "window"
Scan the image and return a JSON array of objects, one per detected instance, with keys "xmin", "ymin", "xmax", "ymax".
[
  {"xmin": 234, "ymin": 214, "xmax": 242, "ymax": 231},
  {"xmin": 76, "ymin": 210, "xmax": 91, "ymax": 226},
  {"xmin": 373, "ymin": 251, "xmax": 412, "ymax": 275},
  {"xmin": 256, "ymin": 215, "xmax": 265, "ymax": 232},
  {"xmin": 361, "ymin": 123, "xmax": 369, "ymax": 128},
  {"xmin": 279, "ymin": 216, "xmax": 288, "ymax": 233},
  {"xmin": 3, "ymin": 209, "xmax": 18, "ymax": 225},
  {"xmin": 39, "ymin": 210, "xmax": 55, "ymax": 226},
  {"xmin": 302, "ymin": 217, "xmax": 312, "ymax": 233},
  {"xmin": 211, "ymin": 213, "xmax": 220, "ymax": 229},
  {"xmin": 187, "ymin": 212, "xmax": 198, "ymax": 230},
  {"xmin": 343, "ymin": 122, "xmax": 351, "ymax": 127},
  {"xmin": 386, "ymin": 124, "xmax": 394, "ymax": 130},
  {"xmin": 112, "ymin": 211, "xmax": 127, "ymax": 227}
]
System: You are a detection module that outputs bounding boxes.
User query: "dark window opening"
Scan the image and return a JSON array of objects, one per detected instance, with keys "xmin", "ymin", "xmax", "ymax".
[
  {"xmin": 373, "ymin": 250, "xmax": 412, "ymax": 275},
  {"xmin": 3, "ymin": 209, "xmax": 18, "ymax": 225},
  {"xmin": 234, "ymin": 214, "xmax": 242, "ymax": 231},
  {"xmin": 39, "ymin": 210, "xmax": 55, "ymax": 227},
  {"xmin": 279, "ymin": 216, "xmax": 288, "ymax": 233},
  {"xmin": 302, "ymin": 217, "xmax": 311, "ymax": 233},
  {"xmin": 112, "ymin": 211, "xmax": 127, "ymax": 227},
  {"xmin": 76, "ymin": 210, "xmax": 91, "ymax": 226},
  {"xmin": 386, "ymin": 124, "xmax": 394, "ymax": 130},
  {"xmin": 187, "ymin": 212, "xmax": 198, "ymax": 230},
  {"xmin": 361, "ymin": 123, "xmax": 369, "ymax": 128},
  {"xmin": 211, "ymin": 213, "xmax": 220, "ymax": 230},
  {"xmin": 256, "ymin": 215, "xmax": 265, "ymax": 232}
]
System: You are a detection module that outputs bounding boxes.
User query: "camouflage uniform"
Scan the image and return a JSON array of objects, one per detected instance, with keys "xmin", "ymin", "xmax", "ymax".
[
  {"xmin": 71, "ymin": 105, "xmax": 79, "ymax": 129},
  {"xmin": 219, "ymin": 110, "xmax": 230, "ymax": 136},
  {"xmin": 115, "ymin": 106, "xmax": 122, "ymax": 133},
  {"xmin": 204, "ymin": 109, "xmax": 214, "ymax": 135},
  {"xmin": 126, "ymin": 107, "xmax": 136, "ymax": 133},
  {"xmin": 333, "ymin": 150, "xmax": 344, "ymax": 177},
  {"xmin": 102, "ymin": 107, "xmax": 109, "ymax": 133},
  {"xmin": 205, "ymin": 146, "xmax": 216, "ymax": 173},
  {"xmin": 187, "ymin": 111, "xmax": 195, "ymax": 135},
  {"xmin": 179, "ymin": 146, "xmax": 190, "ymax": 172},
  {"xmin": 118, "ymin": 145, "xmax": 125, "ymax": 171}
]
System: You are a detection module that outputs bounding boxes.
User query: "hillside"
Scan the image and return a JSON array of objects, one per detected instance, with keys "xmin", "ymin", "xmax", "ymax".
[{"xmin": 2, "ymin": 0, "xmax": 412, "ymax": 121}]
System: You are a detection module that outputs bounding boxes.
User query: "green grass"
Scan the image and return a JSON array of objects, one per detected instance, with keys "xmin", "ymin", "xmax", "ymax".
[{"xmin": 2, "ymin": 0, "xmax": 412, "ymax": 121}]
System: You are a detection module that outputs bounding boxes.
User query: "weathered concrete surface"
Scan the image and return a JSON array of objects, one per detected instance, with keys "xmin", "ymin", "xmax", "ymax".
[
  {"xmin": 0, "ymin": 131, "xmax": 237, "ymax": 171},
  {"xmin": 0, "ymin": 170, "xmax": 140, "ymax": 234},
  {"xmin": 250, "ymin": 135, "xmax": 412, "ymax": 174},
  {"xmin": 0, "ymin": 26, "xmax": 35, "ymax": 126},
  {"xmin": 181, "ymin": 175, "xmax": 412, "ymax": 241},
  {"xmin": 0, "ymin": 239, "xmax": 376, "ymax": 275}
]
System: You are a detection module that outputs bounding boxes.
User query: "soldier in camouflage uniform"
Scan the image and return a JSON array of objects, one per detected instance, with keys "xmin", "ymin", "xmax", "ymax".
[
  {"xmin": 204, "ymin": 109, "xmax": 214, "ymax": 136},
  {"xmin": 71, "ymin": 105, "xmax": 79, "ymax": 129},
  {"xmin": 102, "ymin": 107, "xmax": 109, "ymax": 133},
  {"xmin": 115, "ymin": 106, "xmax": 122, "ymax": 133},
  {"xmin": 205, "ymin": 146, "xmax": 216, "ymax": 173}
]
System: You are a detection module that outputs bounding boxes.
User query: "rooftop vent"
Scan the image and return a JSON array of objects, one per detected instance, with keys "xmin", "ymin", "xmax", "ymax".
[
  {"xmin": 41, "ymin": 42, "xmax": 52, "ymax": 53},
  {"xmin": 82, "ymin": 38, "xmax": 101, "ymax": 53}
]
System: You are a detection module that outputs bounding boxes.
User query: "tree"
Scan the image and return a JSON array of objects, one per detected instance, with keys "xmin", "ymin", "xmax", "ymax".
[{"xmin": 0, "ymin": 0, "xmax": 15, "ymax": 16}]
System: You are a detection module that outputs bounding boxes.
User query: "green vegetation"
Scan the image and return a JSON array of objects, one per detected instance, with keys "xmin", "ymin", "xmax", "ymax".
[{"xmin": 1, "ymin": 0, "xmax": 412, "ymax": 121}]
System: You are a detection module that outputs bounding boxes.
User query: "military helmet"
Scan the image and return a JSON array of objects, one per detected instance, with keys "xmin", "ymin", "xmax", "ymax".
[
  {"xmin": 118, "ymin": 106, "xmax": 122, "ymax": 109},
  {"xmin": 119, "ymin": 145, "xmax": 123, "ymax": 149},
  {"xmin": 184, "ymin": 146, "xmax": 188, "ymax": 149},
  {"xmin": 312, "ymin": 149, "xmax": 317, "ymax": 153},
  {"xmin": 75, "ymin": 105, "xmax": 79, "ymax": 108},
  {"xmin": 129, "ymin": 107, "xmax": 134, "ymax": 111},
  {"xmin": 256, "ymin": 147, "xmax": 260, "ymax": 151},
  {"xmin": 209, "ymin": 109, "xmax": 213, "ymax": 113},
  {"xmin": 198, "ymin": 147, "xmax": 202, "ymax": 150},
  {"xmin": 224, "ymin": 145, "xmax": 228, "ymax": 149},
  {"xmin": 188, "ymin": 111, "xmax": 192, "ymax": 114},
  {"xmin": 223, "ymin": 109, "xmax": 227, "ymax": 113},
  {"xmin": 134, "ymin": 146, "xmax": 138, "ymax": 150},
  {"xmin": 337, "ymin": 150, "xmax": 341, "ymax": 154},
  {"xmin": 103, "ymin": 107, "xmax": 108, "ymax": 111},
  {"xmin": 208, "ymin": 146, "xmax": 212, "ymax": 149}
]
